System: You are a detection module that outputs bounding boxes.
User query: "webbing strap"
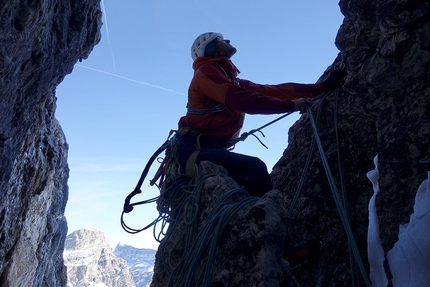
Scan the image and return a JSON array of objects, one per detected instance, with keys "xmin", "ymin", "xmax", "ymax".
[
  {"xmin": 185, "ymin": 150, "xmax": 200, "ymax": 178},
  {"xmin": 184, "ymin": 134, "xmax": 204, "ymax": 178},
  {"xmin": 187, "ymin": 103, "xmax": 228, "ymax": 115}
]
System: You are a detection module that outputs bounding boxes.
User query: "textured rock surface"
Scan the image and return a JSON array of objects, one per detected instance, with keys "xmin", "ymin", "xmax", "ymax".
[
  {"xmin": 271, "ymin": 0, "xmax": 430, "ymax": 285},
  {"xmin": 151, "ymin": 1, "xmax": 430, "ymax": 286},
  {"xmin": 0, "ymin": 1, "xmax": 101, "ymax": 286},
  {"xmin": 64, "ymin": 228, "xmax": 136, "ymax": 287}
]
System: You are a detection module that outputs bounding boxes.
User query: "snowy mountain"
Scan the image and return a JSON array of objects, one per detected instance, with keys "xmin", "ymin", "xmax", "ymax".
[
  {"xmin": 114, "ymin": 244, "xmax": 156, "ymax": 287},
  {"xmin": 63, "ymin": 228, "xmax": 156, "ymax": 287}
]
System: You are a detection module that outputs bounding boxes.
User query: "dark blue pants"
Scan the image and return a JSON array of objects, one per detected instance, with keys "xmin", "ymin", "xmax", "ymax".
[{"xmin": 178, "ymin": 134, "xmax": 273, "ymax": 197}]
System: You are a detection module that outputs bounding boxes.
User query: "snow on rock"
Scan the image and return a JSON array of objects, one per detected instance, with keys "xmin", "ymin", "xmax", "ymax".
[
  {"xmin": 366, "ymin": 155, "xmax": 389, "ymax": 287},
  {"xmin": 64, "ymin": 228, "xmax": 136, "ymax": 287},
  {"xmin": 387, "ymin": 172, "xmax": 430, "ymax": 287},
  {"xmin": 113, "ymin": 243, "xmax": 156, "ymax": 287},
  {"xmin": 367, "ymin": 156, "xmax": 430, "ymax": 287}
]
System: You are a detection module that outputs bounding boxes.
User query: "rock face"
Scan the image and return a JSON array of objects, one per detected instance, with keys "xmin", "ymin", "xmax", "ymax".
[
  {"xmin": 113, "ymin": 244, "xmax": 156, "ymax": 287},
  {"xmin": 150, "ymin": 0, "xmax": 430, "ymax": 286},
  {"xmin": 271, "ymin": 0, "xmax": 430, "ymax": 285},
  {"xmin": 64, "ymin": 228, "xmax": 136, "ymax": 287},
  {"xmin": 0, "ymin": 1, "xmax": 101, "ymax": 286}
]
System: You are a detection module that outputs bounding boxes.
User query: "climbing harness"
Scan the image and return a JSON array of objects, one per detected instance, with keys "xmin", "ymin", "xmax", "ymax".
[
  {"xmin": 187, "ymin": 102, "xmax": 228, "ymax": 115},
  {"xmin": 121, "ymin": 110, "xmax": 294, "ymax": 217},
  {"xmin": 120, "ymin": 110, "xmax": 289, "ymax": 235}
]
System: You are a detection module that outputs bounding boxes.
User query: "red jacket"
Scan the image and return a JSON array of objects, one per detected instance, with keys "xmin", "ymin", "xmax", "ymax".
[{"xmin": 178, "ymin": 57, "xmax": 326, "ymax": 141}]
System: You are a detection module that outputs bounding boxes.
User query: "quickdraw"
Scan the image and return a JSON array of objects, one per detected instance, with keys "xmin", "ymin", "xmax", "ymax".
[{"xmin": 122, "ymin": 130, "xmax": 174, "ymax": 214}]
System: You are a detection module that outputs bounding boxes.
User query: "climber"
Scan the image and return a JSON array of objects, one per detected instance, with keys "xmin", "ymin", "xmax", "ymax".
[
  {"xmin": 176, "ymin": 32, "xmax": 346, "ymax": 197},
  {"xmin": 171, "ymin": 32, "xmax": 346, "ymax": 271}
]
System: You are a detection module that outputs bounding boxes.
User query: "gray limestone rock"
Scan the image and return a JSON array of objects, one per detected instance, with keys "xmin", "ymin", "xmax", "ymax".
[
  {"xmin": 271, "ymin": 0, "xmax": 430, "ymax": 285},
  {"xmin": 0, "ymin": 0, "xmax": 101, "ymax": 286}
]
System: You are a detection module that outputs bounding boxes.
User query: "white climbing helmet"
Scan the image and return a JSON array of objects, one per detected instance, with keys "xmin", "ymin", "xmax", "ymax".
[{"xmin": 190, "ymin": 32, "xmax": 223, "ymax": 61}]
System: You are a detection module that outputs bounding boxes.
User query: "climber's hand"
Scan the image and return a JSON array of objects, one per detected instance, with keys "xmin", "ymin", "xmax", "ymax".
[
  {"xmin": 293, "ymin": 98, "xmax": 313, "ymax": 114},
  {"xmin": 324, "ymin": 68, "xmax": 347, "ymax": 90}
]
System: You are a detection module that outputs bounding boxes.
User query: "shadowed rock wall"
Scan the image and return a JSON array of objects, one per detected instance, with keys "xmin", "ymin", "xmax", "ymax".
[
  {"xmin": 272, "ymin": 0, "xmax": 430, "ymax": 285},
  {"xmin": 0, "ymin": 1, "xmax": 101, "ymax": 286}
]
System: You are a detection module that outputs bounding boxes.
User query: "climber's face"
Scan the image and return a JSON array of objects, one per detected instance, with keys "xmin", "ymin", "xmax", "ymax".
[{"xmin": 216, "ymin": 36, "xmax": 237, "ymax": 59}]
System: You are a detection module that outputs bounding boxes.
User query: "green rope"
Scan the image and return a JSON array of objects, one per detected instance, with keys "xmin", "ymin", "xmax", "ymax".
[
  {"xmin": 333, "ymin": 87, "xmax": 360, "ymax": 286},
  {"xmin": 287, "ymin": 85, "xmax": 369, "ymax": 286},
  {"xmin": 158, "ymin": 177, "xmax": 203, "ymax": 275},
  {"xmin": 308, "ymin": 109, "xmax": 371, "ymax": 287},
  {"xmin": 288, "ymin": 91, "xmax": 330, "ymax": 217}
]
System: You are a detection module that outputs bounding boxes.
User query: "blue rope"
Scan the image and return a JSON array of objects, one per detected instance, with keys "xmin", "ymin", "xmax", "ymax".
[{"xmin": 160, "ymin": 176, "xmax": 258, "ymax": 287}]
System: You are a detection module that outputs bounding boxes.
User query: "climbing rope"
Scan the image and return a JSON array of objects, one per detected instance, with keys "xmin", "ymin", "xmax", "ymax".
[
  {"xmin": 286, "ymin": 84, "xmax": 370, "ymax": 286},
  {"xmin": 288, "ymin": 83, "xmax": 369, "ymax": 287},
  {"xmin": 308, "ymin": 108, "xmax": 370, "ymax": 287},
  {"xmin": 168, "ymin": 189, "xmax": 258, "ymax": 287},
  {"xmin": 288, "ymin": 90, "xmax": 330, "ymax": 217},
  {"xmin": 334, "ymin": 85, "xmax": 361, "ymax": 287},
  {"xmin": 282, "ymin": 55, "xmax": 369, "ymax": 286},
  {"xmin": 153, "ymin": 172, "xmax": 258, "ymax": 287},
  {"xmin": 229, "ymin": 111, "xmax": 294, "ymax": 149}
]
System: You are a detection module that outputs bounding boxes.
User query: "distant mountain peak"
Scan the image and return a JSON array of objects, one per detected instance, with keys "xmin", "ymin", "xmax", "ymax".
[{"xmin": 64, "ymin": 228, "xmax": 155, "ymax": 287}]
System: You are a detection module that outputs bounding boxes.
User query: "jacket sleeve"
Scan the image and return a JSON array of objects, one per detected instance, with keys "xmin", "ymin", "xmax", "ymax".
[
  {"xmin": 239, "ymin": 79, "xmax": 327, "ymax": 100},
  {"xmin": 194, "ymin": 65, "xmax": 295, "ymax": 115}
]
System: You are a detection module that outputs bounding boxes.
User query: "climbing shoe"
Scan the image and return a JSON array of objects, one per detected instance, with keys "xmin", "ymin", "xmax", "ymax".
[{"xmin": 284, "ymin": 238, "xmax": 322, "ymax": 271}]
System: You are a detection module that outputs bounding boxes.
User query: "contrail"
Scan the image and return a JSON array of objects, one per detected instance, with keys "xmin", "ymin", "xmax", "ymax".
[
  {"xmin": 100, "ymin": 0, "xmax": 116, "ymax": 70},
  {"xmin": 76, "ymin": 64, "xmax": 187, "ymax": 96}
]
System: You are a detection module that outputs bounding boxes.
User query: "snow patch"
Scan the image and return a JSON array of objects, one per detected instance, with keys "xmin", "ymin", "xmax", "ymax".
[
  {"xmin": 387, "ymin": 171, "xmax": 430, "ymax": 287},
  {"xmin": 366, "ymin": 155, "xmax": 389, "ymax": 287},
  {"xmin": 367, "ymin": 155, "xmax": 430, "ymax": 287}
]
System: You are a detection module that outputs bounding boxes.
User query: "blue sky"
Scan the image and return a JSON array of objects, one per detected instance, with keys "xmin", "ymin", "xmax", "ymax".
[{"xmin": 56, "ymin": 0, "xmax": 344, "ymax": 250}]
